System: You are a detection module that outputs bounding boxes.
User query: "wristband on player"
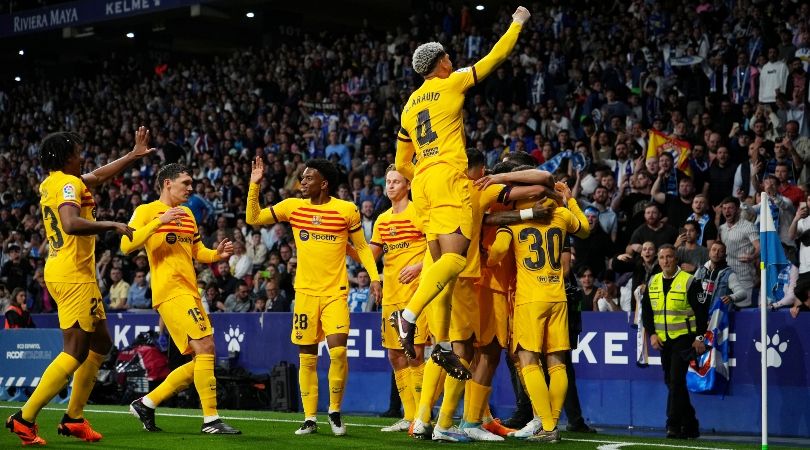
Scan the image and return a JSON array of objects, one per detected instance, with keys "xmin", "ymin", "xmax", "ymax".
[{"xmin": 519, "ymin": 208, "xmax": 533, "ymax": 220}]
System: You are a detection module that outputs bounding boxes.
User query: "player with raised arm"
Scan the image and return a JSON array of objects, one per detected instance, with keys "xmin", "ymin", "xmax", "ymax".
[
  {"xmin": 369, "ymin": 166, "xmax": 429, "ymax": 433},
  {"xmin": 391, "ymin": 3, "xmax": 532, "ymax": 384},
  {"xmin": 123, "ymin": 163, "xmax": 240, "ymax": 435},
  {"xmin": 6, "ymin": 128, "xmax": 152, "ymax": 446},
  {"xmin": 247, "ymin": 155, "xmax": 381, "ymax": 436},
  {"xmin": 486, "ymin": 182, "xmax": 589, "ymax": 443}
]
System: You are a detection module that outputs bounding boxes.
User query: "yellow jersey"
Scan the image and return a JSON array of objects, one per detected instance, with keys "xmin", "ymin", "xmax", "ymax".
[
  {"xmin": 480, "ymin": 202, "xmax": 516, "ymax": 294},
  {"xmin": 125, "ymin": 201, "xmax": 218, "ymax": 307},
  {"xmin": 271, "ymin": 197, "xmax": 363, "ymax": 297},
  {"xmin": 491, "ymin": 202, "xmax": 588, "ymax": 306},
  {"xmin": 371, "ymin": 202, "xmax": 427, "ymax": 306},
  {"xmin": 39, "ymin": 171, "xmax": 97, "ymax": 283},
  {"xmin": 397, "ymin": 22, "xmax": 523, "ymax": 176},
  {"xmin": 459, "ymin": 182, "xmax": 508, "ymax": 279}
]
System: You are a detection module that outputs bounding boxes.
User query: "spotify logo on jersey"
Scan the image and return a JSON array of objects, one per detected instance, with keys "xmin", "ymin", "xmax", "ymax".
[
  {"xmin": 166, "ymin": 232, "xmax": 178, "ymax": 244},
  {"xmin": 299, "ymin": 230, "xmax": 310, "ymax": 241}
]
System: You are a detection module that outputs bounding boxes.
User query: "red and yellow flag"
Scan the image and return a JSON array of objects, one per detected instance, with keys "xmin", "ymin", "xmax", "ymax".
[{"xmin": 645, "ymin": 129, "xmax": 692, "ymax": 177}]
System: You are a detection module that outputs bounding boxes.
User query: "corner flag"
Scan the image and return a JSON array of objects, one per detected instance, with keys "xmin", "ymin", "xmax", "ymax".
[{"xmin": 759, "ymin": 194, "xmax": 789, "ymax": 304}]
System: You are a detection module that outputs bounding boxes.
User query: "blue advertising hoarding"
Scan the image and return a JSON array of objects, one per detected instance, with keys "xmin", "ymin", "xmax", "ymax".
[
  {"xmin": 0, "ymin": 0, "xmax": 206, "ymax": 37},
  {"xmin": 16, "ymin": 310, "xmax": 810, "ymax": 436}
]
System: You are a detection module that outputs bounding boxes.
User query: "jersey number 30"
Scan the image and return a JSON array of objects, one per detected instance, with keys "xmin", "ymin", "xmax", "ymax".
[{"xmin": 518, "ymin": 227, "xmax": 563, "ymax": 271}]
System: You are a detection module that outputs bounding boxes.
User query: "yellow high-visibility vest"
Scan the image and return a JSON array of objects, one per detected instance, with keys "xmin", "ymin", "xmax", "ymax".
[{"xmin": 648, "ymin": 270, "xmax": 695, "ymax": 341}]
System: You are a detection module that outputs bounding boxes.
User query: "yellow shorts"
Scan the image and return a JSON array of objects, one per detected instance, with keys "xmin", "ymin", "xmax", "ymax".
[
  {"xmin": 47, "ymin": 281, "xmax": 105, "ymax": 332},
  {"xmin": 449, "ymin": 277, "xmax": 480, "ymax": 342},
  {"xmin": 291, "ymin": 292, "xmax": 349, "ymax": 345},
  {"xmin": 412, "ymin": 163, "xmax": 472, "ymax": 240},
  {"xmin": 511, "ymin": 301, "xmax": 569, "ymax": 354},
  {"xmin": 157, "ymin": 295, "xmax": 212, "ymax": 355},
  {"xmin": 381, "ymin": 302, "xmax": 429, "ymax": 350},
  {"xmin": 477, "ymin": 286, "xmax": 509, "ymax": 348}
]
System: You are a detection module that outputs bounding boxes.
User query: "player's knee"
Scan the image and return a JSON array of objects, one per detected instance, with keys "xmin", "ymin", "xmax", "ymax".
[
  {"xmin": 387, "ymin": 349, "xmax": 407, "ymax": 368},
  {"xmin": 329, "ymin": 345, "xmax": 347, "ymax": 360},
  {"xmin": 190, "ymin": 336, "xmax": 215, "ymax": 355}
]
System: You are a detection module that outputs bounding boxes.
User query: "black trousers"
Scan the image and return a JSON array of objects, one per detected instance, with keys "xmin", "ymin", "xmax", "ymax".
[
  {"xmin": 660, "ymin": 334, "xmax": 699, "ymax": 432},
  {"xmin": 562, "ymin": 351, "xmax": 585, "ymax": 426}
]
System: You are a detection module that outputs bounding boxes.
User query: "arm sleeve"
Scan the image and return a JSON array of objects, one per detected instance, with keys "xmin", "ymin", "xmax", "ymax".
[
  {"xmin": 687, "ymin": 277, "xmax": 709, "ymax": 336},
  {"xmin": 395, "ymin": 129, "xmax": 416, "ymax": 181},
  {"xmin": 471, "ymin": 22, "xmax": 523, "ymax": 84},
  {"xmin": 487, "ymin": 227, "xmax": 513, "ymax": 266},
  {"xmin": 640, "ymin": 288, "xmax": 656, "ymax": 334},
  {"xmin": 566, "ymin": 199, "xmax": 590, "ymax": 239},
  {"xmin": 120, "ymin": 207, "xmax": 161, "ymax": 254},
  {"xmin": 728, "ymin": 272, "xmax": 747, "ymax": 302},
  {"xmin": 246, "ymin": 183, "xmax": 280, "ymax": 225},
  {"xmin": 349, "ymin": 227, "xmax": 381, "ymax": 282}
]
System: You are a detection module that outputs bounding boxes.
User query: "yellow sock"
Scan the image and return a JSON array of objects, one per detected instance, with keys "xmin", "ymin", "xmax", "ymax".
[
  {"xmin": 394, "ymin": 368, "xmax": 415, "ymax": 421},
  {"xmin": 299, "ymin": 354, "xmax": 319, "ymax": 418},
  {"xmin": 462, "ymin": 381, "xmax": 471, "ymax": 422},
  {"xmin": 416, "ymin": 359, "xmax": 443, "ymax": 423},
  {"xmin": 405, "ymin": 253, "xmax": 466, "ymax": 318},
  {"xmin": 515, "ymin": 361, "xmax": 539, "ymax": 416},
  {"xmin": 462, "ymin": 380, "xmax": 490, "ymax": 424},
  {"xmin": 328, "ymin": 346, "xmax": 348, "ymax": 412},
  {"xmin": 432, "ymin": 369, "xmax": 447, "ymax": 405},
  {"xmin": 482, "ymin": 404, "xmax": 493, "ymax": 423},
  {"xmin": 145, "ymin": 361, "xmax": 194, "ymax": 406},
  {"xmin": 66, "ymin": 351, "xmax": 105, "ymax": 419},
  {"xmin": 437, "ymin": 358, "xmax": 470, "ymax": 429},
  {"xmin": 409, "ymin": 362, "xmax": 425, "ymax": 407},
  {"xmin": 22, "ymin": 352, "xmax": 81, "ymax": 422},
  {"xmin": 521, "ymin": 364, "xmax": 554, "ymax": 431},
  {"xmin": 193, "ymin": 354, "xmax": 217, "ymax": 418},
  {"xmin": 547, "ymin": 364, "xmax": 568, "ymax": 428}
]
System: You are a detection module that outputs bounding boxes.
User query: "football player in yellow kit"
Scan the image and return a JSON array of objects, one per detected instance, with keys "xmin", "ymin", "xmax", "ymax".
[
  {"xmin": 391, "ymin": 6, "xmax": 532, "ymax": 380},
  {"xmin": 370, "ymin": 166, "xmax": 428, "ymax": 433},
  {"xmin": 123, "ymin": 163, "xmax": 240, "ymax": 435},
  {"xmin": 7, "ymin": 128, "xmax": 151, "ymax": 446},
  {"xmin": 487, "ymin": 183, "xmax": 589, "ymax": 443},
  {"xmin": 247, "ymin": 156, "xmax": 381, "ymax": 436}
]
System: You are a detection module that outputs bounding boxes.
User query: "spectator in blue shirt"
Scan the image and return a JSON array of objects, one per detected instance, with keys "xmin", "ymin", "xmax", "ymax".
[
  {"xmin": 127, "ymin": 270, "xmax": 152, "ymax": 310},
  {"xmin": 348, "ymin": 269, "xmax": 372, "ymax": 312},
  {"xmin": 325, "ymin": 131, "xmax": 352, "ymax": 171}
]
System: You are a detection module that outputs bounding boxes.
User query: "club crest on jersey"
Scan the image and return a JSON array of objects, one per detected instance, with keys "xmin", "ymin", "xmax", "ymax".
[
  {"xmin": 388, "ymin": 226, "xmax": 397, "ymax": 236},
  {"xmin": 311, "ymin": 215, "xmax": 322, "ymax": 225},
  {"xmin": 295, "ymin": 331, "xmax": 304, "ymax": 340},
  {"xmin": 175, "ymin": 218, "xmax": 183, "ymax": 227},
  {"xmin": 198, "ymin": 323, "xmax": 207, "ymax": 332}
]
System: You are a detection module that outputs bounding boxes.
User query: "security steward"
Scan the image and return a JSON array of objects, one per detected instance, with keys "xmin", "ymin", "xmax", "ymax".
[{"xmin": 641, "ymin": 244, "xmax": 708, "ymax": 439}]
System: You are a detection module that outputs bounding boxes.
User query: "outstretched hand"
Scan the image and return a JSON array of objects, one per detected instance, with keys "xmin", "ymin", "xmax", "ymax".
[
  {"xmin": 131, "ymin": 126, "xmax": 157, "ymax": 158},
  {"xmin": 251, "ymin": 155, "xmax": 265, "ymax": 184},
  {"xmin": 217, "ymin": 239, "xmax": 234, "ymax": 260},
  {"xmin": 512, "ymin": 6, "xmax": 531, "ymax": 25},
  {"xmin": 371, "ymin": 281, "xmax": 382, "ymax": 305}
]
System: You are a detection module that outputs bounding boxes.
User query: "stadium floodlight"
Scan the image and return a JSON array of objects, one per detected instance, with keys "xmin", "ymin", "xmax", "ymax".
[
  {"xmin": 126, "ymin": 32, "xmax": 135, "ymax": 38},
  {"xmin": 14, "ymin": 76, "xmax": 21, "ymax": 82},
  {"xmin": 476, "ymin": 4, "xmax": 484, "ymax": 11},
  {"xmin": 246, "ymin": 12, "xmax": 255, "ymax": 18},
  {"xmin": 18, "ymin": 49, "xmax": 24, "ymax": 56}
]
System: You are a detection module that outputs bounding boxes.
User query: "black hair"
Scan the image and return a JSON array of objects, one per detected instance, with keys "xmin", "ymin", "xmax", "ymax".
[
  {"xmin": 40, "ymin": 131, "xmax": 83, "ymax": 171},
  {"xmin": 658, "ymin": 243, "xmax": 677, "ymax": 255},
  {"xmin": 305, "ymin": 158, "xmax": 339, "ymax": 195},
  {"xmin": 156, "ymin": 163, "xmax": 189, "ymax": 191},
  {"xmin": 720, "ymin": 196, "xmax": 740, "ymax": 207},
  {"xmin": 491, "ymin": 160, "xmax": 519, "ymax": 175},
  {"xmin": 466, "ymin": 148, "xmax": 486, "ymax": 170},
  {"xmin": 504, "ymin": 151, "xmax": 537, "ymax": 167}
]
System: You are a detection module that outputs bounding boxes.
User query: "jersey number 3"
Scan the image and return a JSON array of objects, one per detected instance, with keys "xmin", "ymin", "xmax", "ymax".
[
  {"xmin": 415, "ymin": 109, "xmax": 439, "ymax": 146},
  {"xmin": 518, "ymin": 227, "xmax": 563, "ymax": 271}
]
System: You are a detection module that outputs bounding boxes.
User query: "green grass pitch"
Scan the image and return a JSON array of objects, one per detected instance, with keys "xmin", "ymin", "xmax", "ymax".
[{"xmin": 0, "ymin": 401, "xmax": 780, "ymax": 449}]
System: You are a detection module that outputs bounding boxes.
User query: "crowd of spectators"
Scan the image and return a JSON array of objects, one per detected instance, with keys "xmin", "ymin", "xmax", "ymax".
[{"xmin": 2, "ymin": 0, "xmax": 810, "ymax": 319}]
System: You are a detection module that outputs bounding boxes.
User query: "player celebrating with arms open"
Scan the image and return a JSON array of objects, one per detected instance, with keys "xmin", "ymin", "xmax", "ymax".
[
  {"xmin": 6, "ymin": 128, "xmax": 152, "ymax": 446},
  {"xmin": 391, "ymin": 6, "xmax": 532, "ymax": 380},
  {"xmin": 247, "ymin": 155, "xmax": 381, "ymax": 436},
  {"xmin": 123, "ymin": 163, "xmax": 241, "ymax": 435}
]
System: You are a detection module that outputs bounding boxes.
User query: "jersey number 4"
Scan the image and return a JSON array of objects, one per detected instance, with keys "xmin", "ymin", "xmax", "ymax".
[
  {"xmin": 415, "ymin": 109, "xmax": 439, "ymax": 146},
  {"xmin": 518, "ymin": 227, "xmax": 563, "ymax": 271}
]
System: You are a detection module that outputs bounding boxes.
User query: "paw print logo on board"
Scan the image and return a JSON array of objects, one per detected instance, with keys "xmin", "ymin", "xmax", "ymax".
[
  {"xmin": 224, "ymin": 326, "xmax": 245, "ymax": 352},
  {"xmin": 754, "ymin": 331, "xmax": 789, "ymax": 368}
]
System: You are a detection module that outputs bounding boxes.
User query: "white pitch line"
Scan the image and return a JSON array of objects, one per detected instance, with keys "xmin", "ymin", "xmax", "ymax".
[{"xmin": 0, "ymin": 405, "xmax": 735, "ymax": 449}]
